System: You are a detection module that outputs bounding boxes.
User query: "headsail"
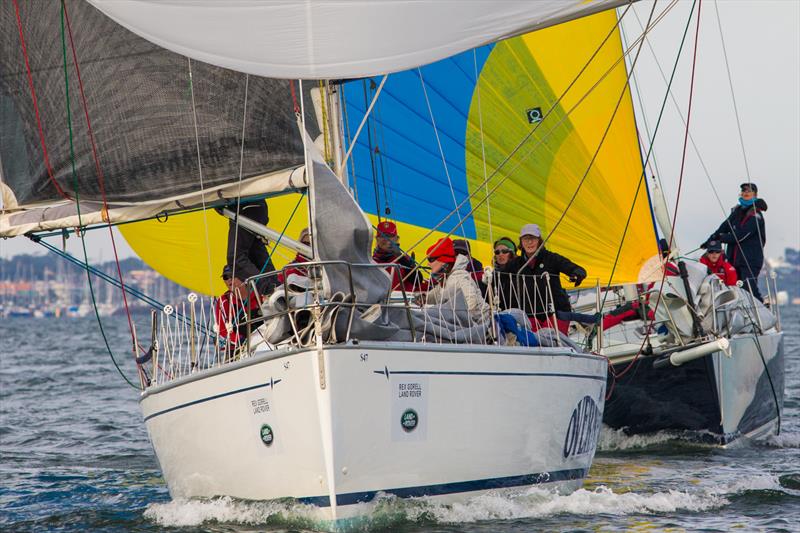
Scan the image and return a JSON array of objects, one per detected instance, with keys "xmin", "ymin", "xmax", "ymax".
[
  {"xmin": 0, "ymin": 1, "xmax": 316, "ymax": 237},
  {"xmin": 341, "ymin": 9, "xmax": 660, "ymax": 285},
  {"xmin": 88, "ymin": 0, "xmax": 632, "ymax": 79}
]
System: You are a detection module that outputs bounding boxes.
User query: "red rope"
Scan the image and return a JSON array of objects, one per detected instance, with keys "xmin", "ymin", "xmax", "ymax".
[
  {"xmin": 606, "ymin": 0, "xmax": 703, "ymax": 399},
  {"xmin": 289, "ymin": 79, "xmax": 301, "ymax": 114},
  {"xmin": 12, "ymin": 0, "xmax": 70, "ymax": 200},
  {"xmin": 62, "ymin": 2, "xmax": 140, "ymax": 364}
]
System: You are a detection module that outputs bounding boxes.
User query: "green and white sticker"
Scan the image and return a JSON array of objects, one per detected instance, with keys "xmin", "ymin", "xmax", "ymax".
[{"xmin": 260, "ymin": 423, "xmax": 274, "ymax": 447}]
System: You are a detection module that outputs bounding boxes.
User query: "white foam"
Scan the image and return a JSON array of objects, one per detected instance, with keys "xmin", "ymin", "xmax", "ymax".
[
  {"xmin": 709, "ymin": 473, "xmax": 783, "ymax": 495},
  {"xmin": 142, "ymin": 474, "xmax": 784, "ymax": 529},
  {"xmin": 763, "ymin": 431, "xmax": 800, "ymax": 448},
  {"xmin": 597, "ymin": 425, "xmax": 681, "ymax": 451},
  {"xmin": 410, "ymin": 486, "xmax": 726, "ymax": 524},
  {"xmin": 143, "ymin": 496, "xmax": 316, "ymax": 528}
]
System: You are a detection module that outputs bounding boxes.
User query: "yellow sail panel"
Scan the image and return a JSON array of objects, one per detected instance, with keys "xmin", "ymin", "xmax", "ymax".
[
  {"xmin": 119, "ymin": 194, "xmax": 309, "ymax": 296},
  {"xmin": 465, "ymin": 9, "xmax": 658, "ymax": 284}
]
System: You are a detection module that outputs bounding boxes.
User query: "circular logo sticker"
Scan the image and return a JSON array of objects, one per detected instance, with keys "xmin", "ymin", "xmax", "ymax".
[
  {"xmin": 401, "ymin": 409, "xmax": 418, "ymax": 433},
  {"xmin": 260, "ymin": 424, "xmax": 274, "ymax": 447}
]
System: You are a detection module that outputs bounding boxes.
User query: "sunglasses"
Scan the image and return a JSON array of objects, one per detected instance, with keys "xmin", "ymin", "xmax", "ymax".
[
  {"xmin": 222, "ymin": 275, "xmax": 232, "ymax": 281},
  {"xmin": 494, "ymin": 249, "xmax": 513, "ymax": 255}
]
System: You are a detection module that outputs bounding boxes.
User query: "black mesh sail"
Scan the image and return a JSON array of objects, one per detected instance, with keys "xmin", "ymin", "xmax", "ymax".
[{"xmin": 1, "ymin": 1, "xmax": 315, "ymax": 209}]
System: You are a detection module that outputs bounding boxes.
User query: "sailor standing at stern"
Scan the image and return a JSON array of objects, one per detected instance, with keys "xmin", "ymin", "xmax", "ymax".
[{"xmin": 702, "ymin": 182, "xmax": 767, "ymax": 301}]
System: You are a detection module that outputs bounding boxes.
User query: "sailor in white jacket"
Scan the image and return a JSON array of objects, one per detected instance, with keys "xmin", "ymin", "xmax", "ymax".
[{"xmin": 424, "ymin": 237, "xmax": 492, "ymax": 324}]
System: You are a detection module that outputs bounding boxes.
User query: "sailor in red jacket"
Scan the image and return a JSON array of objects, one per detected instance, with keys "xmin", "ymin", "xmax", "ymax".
[
  {"xmin": 371, "ymin": 221, "xmax": 425, "ymax": 292},
  {"xmin": 215, "ymin": 264, "xmax": 262, "ymax": 348},
  {"xmin": 277, "ymin": 227, "xmax": 312, "ymax": 290},
  {"xmin": 699, "ymin": 239, "xmax": 738, "ymax": 286}
]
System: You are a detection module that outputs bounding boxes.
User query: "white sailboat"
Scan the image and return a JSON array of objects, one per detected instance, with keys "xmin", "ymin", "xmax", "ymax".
[{"xmin": 1, "ymin": 1, "xmax": 626, "ymax": 527}]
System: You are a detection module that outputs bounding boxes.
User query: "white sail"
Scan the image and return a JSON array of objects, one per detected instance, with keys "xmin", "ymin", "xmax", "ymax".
[{"xmin": 88, "ymin": 0, "xmax": 630, "ymax": 79}]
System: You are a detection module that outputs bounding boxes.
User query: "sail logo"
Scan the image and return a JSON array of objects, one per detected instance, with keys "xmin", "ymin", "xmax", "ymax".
[
  {"xmin": 563, "ymin": 395, "xmax": 601, "ymax": 458},
  {"xmin": 526, "ymin": 107, "xmax": 543, "ymax": 124}
]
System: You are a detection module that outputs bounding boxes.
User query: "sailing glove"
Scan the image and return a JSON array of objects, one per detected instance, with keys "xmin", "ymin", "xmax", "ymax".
[{"xmin": 569, "ymin": 273, "xmax": 585, "ymax": 286}]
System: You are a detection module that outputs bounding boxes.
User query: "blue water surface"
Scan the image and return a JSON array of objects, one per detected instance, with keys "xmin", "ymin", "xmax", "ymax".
[{"xmin": 1, "ymin": 308, "xmax": 799, "ymax": 532}]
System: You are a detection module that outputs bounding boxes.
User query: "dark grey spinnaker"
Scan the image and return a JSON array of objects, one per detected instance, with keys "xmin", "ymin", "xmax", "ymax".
[{"xmin": 1, "ymin": 1, "xmax": 316, "ymax": 211}]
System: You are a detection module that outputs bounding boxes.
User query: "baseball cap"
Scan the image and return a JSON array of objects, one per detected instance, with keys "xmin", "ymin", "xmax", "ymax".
[
  {"xmin": 376, "ymin": 220, "xmax": 398, "ymax": 238},
  {"xmin": 519, "ymin": 223, "xmax": 542, "ymax": 238}
]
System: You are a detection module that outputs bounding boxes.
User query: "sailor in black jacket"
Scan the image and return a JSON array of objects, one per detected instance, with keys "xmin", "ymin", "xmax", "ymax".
[
  {"xmin": 225, "ymin": 199, "xmax": 278, "ymax": 296},
  {"xmin": 702, "ymin": 182, "xmax": 767, "ymax": 301},
  {"xmin": 508, "ymin": 224, "xmax": 586, "ymax": 325}
]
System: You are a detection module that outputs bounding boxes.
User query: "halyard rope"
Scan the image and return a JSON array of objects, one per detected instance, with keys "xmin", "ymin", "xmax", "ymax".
[
  {"xmin": 58, "ymin": 1, "xmax": 139, "ymax": 389},
  {"xmin": 606, "ymin": 0, "xmax": 703, "ymax": 398}
]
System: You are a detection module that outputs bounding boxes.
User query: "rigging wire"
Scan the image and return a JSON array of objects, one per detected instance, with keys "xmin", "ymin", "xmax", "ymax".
[
  {"xmin": 418, "ymin": 67, "xmax": 467, "ymax": 237},
  {"xmin": 605, "ymin": 0, "xmax": 702, "ymax": 395},
  {"xmin": 340, "ymin": 88, "xmax": 359, "ymax": 202},
  {"xmin": 472, "ymin": 48, "xmax": 494, "ymax": 247},
  {"xmin": 56, "ymin": 1, "xmax": 139, "ymax": 389},
  {"xmin": 620, "ymin": 15, "xmax": 666, "ymax": 189},
  {"xmin": 401, "ymin": 0, "xmax": 675, "ymax": 257},
  {"xmin": 713, "ymin": 0, "xmax": 779, "ymax": 433},
  {"xmin": 11, "ymin": 0, "xmax": 71, "ymax": 201},
  {"xmin": 515, "ymin": 0, "xmax": 660, "ymax": 275},
  {"xmin": 341, "ymin": 74, "xmax": 388, "ymax": 172},
  {"xmin": 632, "ymin": 2, "xmax": 762, "ymax": 283},
  {"xmin": 186, "ymin": 58, "xmax": 216, "ymax": 296},
  {"xmin": 62, "ymin": 1, "xmax": 143, "ymax": 376},
  {"xmin": 373, "ymin": 96, "xmax": 395, "ymax": 215},
  {"xmin": 229, "ymin": 74, "xmax": 251, "ymax": 294},
  {"xmin": 362, "ymin": 79, "xmax": 383, "ymax": 221}
]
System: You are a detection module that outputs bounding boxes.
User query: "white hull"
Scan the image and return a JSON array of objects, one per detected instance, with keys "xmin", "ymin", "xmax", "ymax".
[
  {"xmin": 713, "ymin": 331, "xmax": 784, "ymax": 442},
  {"xmin": 141, "ymin": 343, "xmax": 607, "ymax": 527}
]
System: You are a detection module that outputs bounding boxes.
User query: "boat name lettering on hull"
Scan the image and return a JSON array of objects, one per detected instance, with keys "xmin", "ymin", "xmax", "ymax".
[
  {"xmin": 563, "ymin": 395, "xmax": 601, "ymax": 458},
  {"xmin": 251, "ymin": 398, "xmax": 270, "ymax": 415},
  {"xmin": 398, "ymin": 382, "xmax": 423, "ymax": 398}
]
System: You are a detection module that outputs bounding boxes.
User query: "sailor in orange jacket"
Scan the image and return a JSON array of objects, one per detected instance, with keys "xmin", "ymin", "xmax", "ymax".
[{"xmin": 699, "ymin": 239, "xmax": 738, "ymax": 286}]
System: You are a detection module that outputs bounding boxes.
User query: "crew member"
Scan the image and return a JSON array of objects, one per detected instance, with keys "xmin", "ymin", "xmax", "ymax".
[
  {"xmin": 703, "ymin": 182, "xmax": 767, "ymax": 301},
  {"xmin": 277, "ymin": 227, "xmax": 312, "ymax": 289},
  {"xmin": 508, "ymin": 223, "xmax": 586, "ymax": 333},
  {"xmin": 699, "ymin": 239, "xmax": 738, "ymax": 286},
  {"xmin": 453, "ymin": 239, "xmax": 484, "ymax": 285},
  {"xmin": 215, "ymin": 264, "xmax": 263, "ymax": 352},
  {"xmin": 225, "ymin": 199, "xmax": 278, "ymax": 296},
  {"xmin": 486, "ymin": 237, "xmax": 518, "ymax": 310},
  {"xmin": 423, "ymin": 237, "xmax": 491, "ymax": 323},
  {"xmin": 372, "ymin": 220, "xmax": 425, "ymax": 292}
]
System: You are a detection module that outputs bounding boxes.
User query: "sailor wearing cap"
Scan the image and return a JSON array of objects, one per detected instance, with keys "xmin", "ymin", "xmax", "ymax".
[
  {"xmin": 422, "ymin": 237, "xmax": 491, "ymax": 323},
  {"xmin": 702, "ymin": 182, "xmax": 767, "ymax": 301},
  {"xmin": 699, "ymin": 239, "xmax": 738, "ymax": 286},
  {"xmin": 506, "ymin": 223, "xmax": 587, "ymax": 333},
  {"xmin": 372, "ymin": 220, "xmax": 424, "ymax": 291}
]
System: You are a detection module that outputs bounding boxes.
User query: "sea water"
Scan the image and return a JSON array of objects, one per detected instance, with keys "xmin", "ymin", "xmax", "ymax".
[{"xmin": 1, "ymin": 308, "xmax": 798, "ymax": 532}]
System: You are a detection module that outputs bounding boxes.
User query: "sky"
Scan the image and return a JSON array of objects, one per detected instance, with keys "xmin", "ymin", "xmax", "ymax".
[{"xmin": 1, "ymin": 0, "xmax": 798, "ymax": 265}]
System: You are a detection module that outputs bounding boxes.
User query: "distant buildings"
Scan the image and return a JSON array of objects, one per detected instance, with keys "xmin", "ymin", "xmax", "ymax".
[{"xmin": 0, "ymin": 254, "xmax": 187, "ymax": 318}]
